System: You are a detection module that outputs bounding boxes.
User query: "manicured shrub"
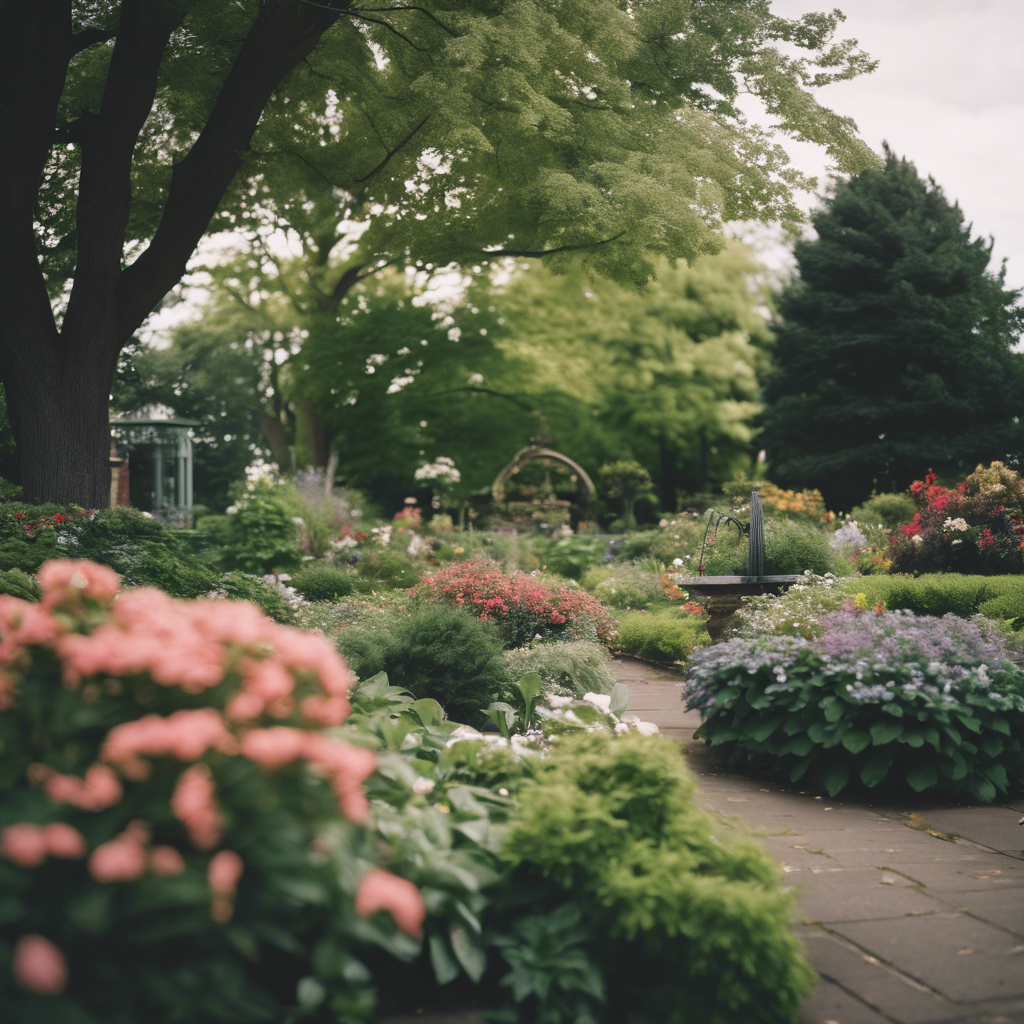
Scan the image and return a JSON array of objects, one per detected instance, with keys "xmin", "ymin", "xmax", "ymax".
[
  {"xmin": 850, "ymin": 492, "xmax": 917, "ymax": 531},
  {"xmin": 290, "ymin": 564, "xmax": 356, "ymax": 602},
  {"xmin": 492, "ymin": 732, "xmax": 815, "ymax": 1024},
  {"xmin": 503, "ymin": 640, "xmax": 618, "ymax": 699},
  {"xmin": 618, "ymin": 514, "xmax": 706, "ymax": 565},
  {"xmin": 336, "ymin": 604, "xmax": 509, "ymax": 723},
  {"xmin": 222, "ymin": 478, "xmax": 302, "ymax": 574},
  {"xmin": 890, "ymin": 463, "xmax": 1024, "ymax": 575},
  {"xmin": 355, "ymin": 549, "xmax": 425, "ymax": 590},
  {"xmin": 686, "ymin": 609, "xmax": 1024, "ymax": 801},
  {"xmin": 412, "ymin": 561, "xmax": 616, "ymax": 648},
  {"xmin": 0, "ymin": 560, "xmax": 425, "ymax": 1024},
  {"xmin": 616, "ymin": 611, "xmax": 708, "ymax": 664},
  {"xmin": 0, "ymin": 569, "xmax": 40, "ymax": 602}
]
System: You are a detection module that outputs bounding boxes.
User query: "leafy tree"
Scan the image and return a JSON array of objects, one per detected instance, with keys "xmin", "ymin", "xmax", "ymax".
[
  {"xmin": 3, "ymin": 0, "xmax": 876, "ymax": 506},
  {"xmin": 760, "ymin": 147, "xmax": 1024, "ymax": 511},
  {"xmin": 489, "ymin": 245, "xmax": 776, "ymax": 508},
  {"xmin": 599, "ymin": 460, "xmax": 653, "ymax": 530}
]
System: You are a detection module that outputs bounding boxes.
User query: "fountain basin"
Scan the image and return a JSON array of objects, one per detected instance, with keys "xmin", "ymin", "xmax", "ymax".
[{"xmin": 673, "ymin": 575, "xmax": 804, "ymax": 641}]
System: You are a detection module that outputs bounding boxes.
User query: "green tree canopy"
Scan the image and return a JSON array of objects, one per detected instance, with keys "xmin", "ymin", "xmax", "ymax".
[
  {"xmin": 4, "ymin": 0, "xmax": 876, "ymax": 505},
  {"xmin": 760, "ymin": 146, "xmax": 1024, "ymax": 511}
]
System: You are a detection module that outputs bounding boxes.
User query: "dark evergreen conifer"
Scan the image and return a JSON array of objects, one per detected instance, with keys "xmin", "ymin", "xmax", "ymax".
[{"xmin": 761, "ymin": 146, "xmax": 1024, "ymax": 511}]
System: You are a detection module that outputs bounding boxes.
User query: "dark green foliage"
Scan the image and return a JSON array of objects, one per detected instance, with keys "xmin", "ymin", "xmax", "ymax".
[
  {"xmin": 0, "ymin": 569, "xmax": 40, "ymax": 601},
  {"xmin": 495, "ymin": 732, "xmax": 816, "ymax": 1024},
  {"xmin": 355, "ymin": 549, "xmax": 424, "ymax": 591},
  {"xmin": 761, "ymin": 147, "xmax": 1024, "ymax": 511},
  {"xmin": 616, "ymin": 611, "xmax": 708, "ymax": 664},
  {"xmin": 221, "ymin": 481, "xmax": 302, "ymax": 574},
  {"xmin": 217, "ymin": 572, "xmax": 298, "ymax": 625},
  {"xmin": 290, "ymin": 564, "xmax": 356, "ymax": 602},
  {"xmin": 337, "ymin": 605, "xmax": 508, "ymax": 722},
  {"xmin": 117, "ymin": 551, "xmax": 220, "ymax": 599},
  {"xmin": 850, "ymin": 492, "xmax": 917, "ymax": 530}
]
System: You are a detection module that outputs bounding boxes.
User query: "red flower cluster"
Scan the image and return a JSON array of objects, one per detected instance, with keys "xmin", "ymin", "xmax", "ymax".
[
  {"xmin": 411, "ymin": 560, "xmax": 616, "ymax": 646},
  {"xmin": 8, "ymin": 508, "xmax": 92, "ymax": 538}
]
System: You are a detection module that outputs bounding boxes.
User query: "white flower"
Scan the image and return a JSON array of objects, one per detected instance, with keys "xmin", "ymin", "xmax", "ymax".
[
  {"xmin": 583, "ymin": 692, "xmax": 612, "ymax": 714},
  {"xmin": 911, "ymin": 535, "xmax": 924, "ymax": 546},
  {"xmin": 672, "ymin": 557, "xmax": 684, "ymax": 566},
  {"xmin": 952, "ymin": 539, "xmax": 963, "ymax": 545},
  {"xmin": 546, "ymin": 695, "xmax": 575, "ymax": 708},
  {"xmin": 412, "ymin": 777, "xmax": 435, "ymax": 795},
  {"xmin": 943, "ymin": 517, "xmax": 969, "ymax": 532},
  {"xmin": 623, "ymin": 716, "xmax": 659, "ymax": 736},
  {"xmin": 445, "ymin": 725, "xmax": 483, "ymax": 747}
]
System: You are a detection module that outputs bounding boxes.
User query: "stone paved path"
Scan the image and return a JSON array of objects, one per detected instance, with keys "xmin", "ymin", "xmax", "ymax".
[
  {"xmin": 379, "ymin": 659, "xmax": 1024, "ymax": 1024},
  {"xmin": 613, "ymin": 656, "xmax": 1024, "ymax": 1024}
]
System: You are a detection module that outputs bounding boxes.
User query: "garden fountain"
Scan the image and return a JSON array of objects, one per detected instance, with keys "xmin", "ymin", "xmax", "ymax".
[{"xmin": 672, "ymin": 492, "xmax": 802, "ymax": 640}]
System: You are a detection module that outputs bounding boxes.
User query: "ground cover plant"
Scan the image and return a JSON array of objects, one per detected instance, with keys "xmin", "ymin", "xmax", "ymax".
[
  {"xmin": 0, "ymin": 561, "xmax": 425, "ymax": 1024},
  {"xmin": 617, "ymin": 610, "xmax": 709, "ymax": 665},
  {"xmin": 686, "ymin": 608, "xmax": 1024, "ymax": 801},
  {"xmin": 411, "ymin": 561, "xmax": 616, "ymax": 648},
  {"xmin": 503, "ymin": 640, "xmax": 618, "ymax": 700}
]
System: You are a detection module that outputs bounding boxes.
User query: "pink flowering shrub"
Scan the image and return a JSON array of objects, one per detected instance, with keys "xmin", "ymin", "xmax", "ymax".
[
  {"xmin": 889, "ymin": 463, "xmax": 1024, "ymax": 575},
  {"xmin": 411, "ymin": 560, "xmax": 617, "ymax": 648},
  {"xmin": 0, "ymin": 560, "xmax": 424, "ymax": 1023}
]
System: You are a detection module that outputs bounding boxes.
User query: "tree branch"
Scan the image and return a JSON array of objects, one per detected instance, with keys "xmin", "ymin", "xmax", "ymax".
[
  {"xmin": 68, "ymin": 26, "xmax": 116, "ymax": 57},
  {"xmin": 485, "ymin": 232, "xmax": 627, "ymax": 258},
  {"xmin": 118, "ymin": 0, "xmax": 343, "ymax": 339},
  {"xmin": 355, "ymin": 115, "xmax": 429, "ymax": 183}
]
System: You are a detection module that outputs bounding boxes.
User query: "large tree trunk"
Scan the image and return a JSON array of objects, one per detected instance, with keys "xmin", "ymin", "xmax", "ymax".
[{"xmin": 0, "ymin": 0, "xmax": 341, "ymax": 507}]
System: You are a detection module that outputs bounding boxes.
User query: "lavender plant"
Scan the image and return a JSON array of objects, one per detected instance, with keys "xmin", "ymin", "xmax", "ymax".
[{"xmin": 685, "ymin": 610, "xmax": 1024, "ymax": 800}]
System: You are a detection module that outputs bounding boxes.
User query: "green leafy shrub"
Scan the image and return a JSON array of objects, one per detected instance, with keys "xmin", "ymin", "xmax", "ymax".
[
  {"xmin": 222, "ymin": 478, "xmax": 302, "ymax": 574},
  {"xmin": 526, "ymin": 535, "xmax": 609, "ymax": 580},
  {"xmin": 0, "ymin": 569, "xmax": 40, "ymax": 601},
  {"xmin": 503, "ymin": 641, "xmax": 618, "ymax": 699},
  {"xmin": 116, "ymin": 551, "xmax": 220, "ymax": 599},
  {"xmin": 355, "ymin": 549, "xmax": 425, "ymax": 590},
  {"xmin": 216, "ymin": 571, "xmax": 299, "ymax": 625},
  {"xmin": 492, "ymin": 732, "xmax": 815, "ymax": 1024},
  {"xmin": 588, "ymin": 561, "xmax": 666, "ymax": 610},
  {"xmin": 618, "ymin": 514, "xmax": 706, "ymax": 565},
  {"xmin": 0, "ymin": 560, "xmax": 425, "ymax": 1024},
  {"xmin": 850, "ymin": 492, "xmax": 917, "ymax": 531},
  {"xmin": 702, "ymin": 517, "xmax": 836, "ymax": 576},
  {"xmin": 336, "ymin": 604, "xmax": 509, "ymax": 722},
  {"xmin": 290, "ymin": 564, "xmax": 357, "ymax": 602},
  {"xmin": 616, "ymin": 611, "xmax": 708, "ymax": 664},
  {"xmin": 686, "ymin": 610, "xmax": 1024, "ymax": 801}
]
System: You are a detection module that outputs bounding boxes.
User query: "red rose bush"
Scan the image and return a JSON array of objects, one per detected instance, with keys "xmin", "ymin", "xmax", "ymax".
[{"xmin": 0, "ymin": 561, "xmax": 423, "ymax": 1024}]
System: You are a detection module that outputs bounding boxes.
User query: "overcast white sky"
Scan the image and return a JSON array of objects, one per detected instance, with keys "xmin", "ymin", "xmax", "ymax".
[{"xmin": 762, "ymin": 0, "xmax": 1024, "ymax": 292}]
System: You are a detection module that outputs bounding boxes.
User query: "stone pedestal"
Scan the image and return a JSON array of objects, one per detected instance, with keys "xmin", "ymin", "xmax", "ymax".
[{"xmin": 703, "ymin": 593, "xmax": 746, "ymax": 642}]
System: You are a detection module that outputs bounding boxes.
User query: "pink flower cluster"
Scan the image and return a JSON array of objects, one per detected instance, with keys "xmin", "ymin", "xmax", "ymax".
[
  {"xmin": 355, "ymin": 867, "xmax": 427, "ymax": 938},
  {"xmin": 30, "ymin": 763, "xmax": 123, "ymax": 811},
  {"xmin": 2, "ymin": 823, "xmax": 87, "ymax": 866},
  {"xmin": 412, "ymin": 560, "xmax": 616, "ymax": 644},
  {"xmin": 12, "ymin": 934, "xmax": 67, "ymax": 995},
  {"xmin": 102, "ymin": 709, "xmax": 238, "ymax": 779},
  {"xmin": 208, "ymin": 849, "xmax": 244, "ymax": 923},
  {"xmin": 170, "ymin": 764, "xmax": 223, "ymax": 849}
]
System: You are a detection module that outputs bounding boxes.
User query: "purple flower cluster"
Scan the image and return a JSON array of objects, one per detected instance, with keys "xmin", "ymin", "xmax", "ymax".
[{"xmin": 686, "ymin": 610, "xmax": 1024, "ymax": 714}]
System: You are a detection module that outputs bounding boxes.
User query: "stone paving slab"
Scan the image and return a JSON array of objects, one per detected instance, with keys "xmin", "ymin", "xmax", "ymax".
[
  {"xmin": 779, "ymin": 866, "xmax": 943, "ymax": 924},
  {"xmin": 930, "ymin": 889, "xmax": 1024, "ymax": 938},
  {"xmin": 830, "ymin": 913, "xmax": 1024, "ymax": 1003},
  {"xmin": 910, "ymin": 807, "xmax": 1024, "ymax": 857}
]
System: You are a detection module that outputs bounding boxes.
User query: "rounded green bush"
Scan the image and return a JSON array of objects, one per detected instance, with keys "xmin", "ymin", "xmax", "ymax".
[
  {"xmin": 849, "ymin": 492, "xmax": 917, "ymax": 531},
  {"xmin": 355, "ymin": 549, "xmax": 424, "ymax": 590},
  {"xmin": 337, "ymin": 603, "xmax": 508, "ymax": 722},
  {"xmin": 590, "ymin": 562, "xmax": 666, "ymax": 610},
  {"xmin": 217, "ymin": 571, "xmax": 298, "ymax": 624},
  {"xmin": 290, "ymin": 564, "xmax": 356, "ymax": 602},
  {"xmin": 496, "ymin": 731, "xmax": 816, "ymax": 1024},
  {"xmin": 616, "ymin": 611, "xmax": 708, "ymax": 664},
  {"xmin": 0, "ymin": 569, "xmax": 40, "ymax": 601},
  {"xmin": 117, "ymin": 551, "xmax": 220, "ymax": 599},
  {"xmin": 702, "ymin": 517, "xmax": 836, "ymax": 576},
  {"xmin": 503, "ymin": 640, "xmax": 618, "ymax": 699}
]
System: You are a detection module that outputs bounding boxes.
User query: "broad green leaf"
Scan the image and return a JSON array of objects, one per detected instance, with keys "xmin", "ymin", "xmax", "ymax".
[
  {"xmin": 450, "ymin": 926, "xmax": 487, "ymax": 982},
  {"xmin": 821, "ymin": 697, "xmax": 844, "ymax": 723},
  {"xmin": 514, "ymin": 673, "xmax": 543, "ymax": 706},
  {"xmin": 979, "ymin": 735, "xmax": 1004, "ymax": 758},
  {"xmin": 984, "ymin": 763, "xmax": 1009, "ymax": 791},
  {"xmin": 609, "ymin": 682, "xmax": 631, "ymax": 717},
  {"xmin": 749, "ymin": 716, "xmax": 785, "ymax": 743},
  {"xmin": 429, "ymin": 934, "xmax": 461, "ymax": 985},
  {"xmin": 901, "ymin": 731, "xmax": 925, "ymax": 748},
  {"xmin": 823, "ymin": 764, "xmax": 851, "ymax": 797},
  {"xmin": 410, "ymin": 698, "xmax": 446, "ymax": 727},
  {"xmin": 841, "ymin": 730, "xmax": 870, "ymax": 754},
  {"xmin": 870, "ymin": 720, "xmax": 903, "ymax": 746},
  {"xmin": 967, "ymin": 775, "xmax": 997, "ymax": 803},
  {"xmin": 860, "ymin": 747, "xmax": 896, "ymax": 788},
  {"xmin": 905, "ymin": 764, "xmax": 940, "ymax": 792},
  {"xmin": 957, "ymin": 715, "xmax": 982, "ymax": 734},
  {"xmin": 789, "ymin": 756, "xmax": 813, "ymax": 783}
]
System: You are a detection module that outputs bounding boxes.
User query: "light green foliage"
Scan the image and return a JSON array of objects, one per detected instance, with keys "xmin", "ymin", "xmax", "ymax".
[
  {"xmin": 589, "ymin": 562, "xmax": 666, "ymax": 611},
  {"xmin": 216, "ymin": 572, "xmax": 300, "ymax": 624},
  {"xmin": 616, "ymin": 611, "xmax": 708, "ymax": 664},
  {"xmin": 599, "ymin": 460, "xmax": 654, "ymax": 531},
  {"xmin": 336, "ymin": 604, "xmax": 509, "ymax": 722},
  {"xmin": 355, "ymin": 548, "xmax": 425, "ymax": 591},
  {"xmin": 0, "ymin": 569, "xmax": 40, "ymax": 602},
  {"xmin": 497, "ymin": 732, "xmax": 816, "ymax": 1024},
  {"xmin": 618, "ymin": 514, "xmax": 707, "ymax": 565},
  {"xmin": 702, "ymin": 517, "xmax": 837, "ymax": 576},
  {"xmin": 527, "ymin": 534, "xmax": 609, "ymax": 580},
  {"xmin": 504, "ymin": 640, "xmax": 618, "ymax": 700},
  {"xmin": 290, "ymin": 564, "xmax": 357, "ymax": 602},
  {"xmin": 222, "ymin": 478, "xmax": 302, "ymax": 574},
  {"xmin": 850, "ymin": 492, "xmax": 918, "ymax": 531}
]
